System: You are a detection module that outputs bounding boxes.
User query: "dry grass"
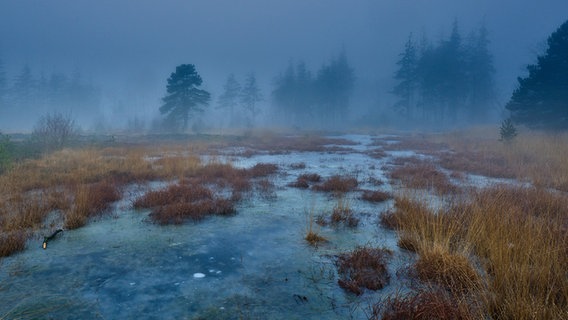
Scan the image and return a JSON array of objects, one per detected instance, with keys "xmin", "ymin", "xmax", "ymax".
[
  {"xmin": 65, "ymin": 181, "xmax": 121, "ymax": 229},
  {"xmin": 149, "ymin": 199, "xmax": 235, "ymax": 225},
  {"xmin": 391, "ymin": 185, "xmax": 568, "ymax": 319},
  {"xmin": 0, "ymin": 230, "xmax": 27, "ymax": 257},
  {"xmin": 133, "ymin": 182, "xmax": 235, "ymax": 225},
  {"xmin": 312, "ymin": 175, "xmax": 358, "ymax": 194},
  {"xmin": 330, "ymin": 197, "xmax": 359, "ymax": 227},
  {"xmin": 360, "ymin": 189, "xmax": 392, "ymax": 203},
  {"xmin": 432, "ymin": 128, "xmax": 568, "ymax": 191},
  {"xmin": 388, "ymin": 161, "xmax": 459, "ymax": 195},
  {"xmin": 413, "ymin": 248, "xmax": 482, "ymax": 295},
  {"xmin": 336, "ymin": 246, "xmax": 392, "ymax": 295},
  {"xmin": 369, "ymin": 288, "xmax": 476, "ymax": 320},
  {"xmin": 288, "ymin": 173, "xmax": 322, "ymax": 189}
]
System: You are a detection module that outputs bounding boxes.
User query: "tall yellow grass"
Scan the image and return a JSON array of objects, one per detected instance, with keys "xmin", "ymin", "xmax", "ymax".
[{"xmin": 392, "ymin": 186, "xmax": 568, "ymax": 319}]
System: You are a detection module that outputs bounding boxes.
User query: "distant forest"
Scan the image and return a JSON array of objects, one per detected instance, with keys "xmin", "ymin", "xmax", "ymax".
[
  {"xmin": 1, "ymin": 18, "xmax": 568, "ymax": 132},
  {"xmin": 391, "ymin": 21, "xmax": 496, "ymax": 126}
]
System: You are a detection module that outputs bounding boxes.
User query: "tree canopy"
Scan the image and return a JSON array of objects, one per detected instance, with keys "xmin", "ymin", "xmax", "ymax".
[
  {"xmin": 506, "ymin": 19, "xmax": 568, "ymax": 129},
  {"xmin": 160, "ymin": 64, "xmax": 211, "ymax": 131}
]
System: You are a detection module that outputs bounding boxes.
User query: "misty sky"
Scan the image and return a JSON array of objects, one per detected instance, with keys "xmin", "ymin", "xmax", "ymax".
[{"xmin": 1, "ymin": 0, "xmax": 567, "ymax": 121}]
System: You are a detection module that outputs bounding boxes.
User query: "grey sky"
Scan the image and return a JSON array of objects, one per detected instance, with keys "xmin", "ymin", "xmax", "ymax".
[{"xmin": 1, "ymin": 0, "xmax": 567, "ymax": 116}]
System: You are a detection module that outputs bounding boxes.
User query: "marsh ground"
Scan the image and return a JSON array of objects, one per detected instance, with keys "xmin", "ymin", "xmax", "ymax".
[{"xmin": 0, "ymin": 129, "xmax": 566, "ymax": 319}]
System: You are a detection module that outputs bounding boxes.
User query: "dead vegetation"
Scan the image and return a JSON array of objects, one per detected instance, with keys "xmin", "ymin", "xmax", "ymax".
[
  {"xmin": 336, "ymin": 246, "xmax": 392, "ymax": 295},
  {"xmin": 312, "ymin": 175, "xmax": 358, "ymax": 194},
  {"xmin": 388, "ymin": 185, "xmax": 568, "ymax": 319},
  {"xmin": 360, "ymin": 189, "xmax": 391, "ymax": 203},
  {"xmin": 388, "ymin": 160, "xmax": 459, "ymax": 195},
  {"xmin": 369, "ymin": 288, "xmax": 475, "ymax": 320}
]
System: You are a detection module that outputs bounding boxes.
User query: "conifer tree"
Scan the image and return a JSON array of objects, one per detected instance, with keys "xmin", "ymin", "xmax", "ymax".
[{"xmin": 506, "ymin": 19, "xmax": 568, "ymax": 129}]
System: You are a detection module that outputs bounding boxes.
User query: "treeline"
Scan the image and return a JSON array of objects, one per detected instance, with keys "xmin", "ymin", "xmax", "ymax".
[
  {"xmin": 271, "ymin": 51, "xmax": 355, "ymax": 128},
  {"xmin": 392, "ymin": 21, "xmax": 496, "ymax": 125},
  {"xmin": 0, "ymin": 61, "xmax": 101, "ymax": 125},
  {"xmin": 216, "ymin": 73, "xmax": 263, "ymax": 128}
]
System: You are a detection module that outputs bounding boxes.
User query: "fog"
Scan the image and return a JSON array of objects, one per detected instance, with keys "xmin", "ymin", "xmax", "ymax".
[{"xmin": 0, "ymin": 0, "xmax": 567, "ymax": 132}]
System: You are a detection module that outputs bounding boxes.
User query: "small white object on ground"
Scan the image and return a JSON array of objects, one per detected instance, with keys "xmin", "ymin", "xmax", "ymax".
[{"xmin": 193, "ymin": 273, "xmax": 206, "ymax": 278}]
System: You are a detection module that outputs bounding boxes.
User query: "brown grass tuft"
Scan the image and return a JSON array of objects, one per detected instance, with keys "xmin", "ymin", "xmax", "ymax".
[
  {"xmin": 288, "ymin": 173, "xmax": 322, "ymax": 189},
  {"xmin": 389, "ymin": 161, "xmax": 459, "ymax": 195},
  {"xmin": 413, "ymin": 248, "xmax": 482, "ymax": 294},
  {"xmin": 65, "ymin": 181, "xmax": 121, "ymax": 229},
  {"xmin": 370, "ymin": 289, "xmax": 475, "ymax": 320},
  {"xmin": 313, "ymin": 175, "xmax": 358, "ymax": 194},
  {"xmin": 149, "ymin": 198, "xmax": 235, "ymax": 225},
  {"xmin": 247, "ymin": 163, "xmax": 278, "ymax": 177},
  {"xmin": 336, "ymin": 246, "xmax": 392, "ymax": 295},
  {"xmin": 361, "ymin": 190, "xmax": 392, "ymax": 203},
  {"xmin": 330, "ymin": 197, "xmax": 359, "ymax": 227},
  {"xmin": 0, "ymin": 230, "xmax": 27, "ymax": 257}
]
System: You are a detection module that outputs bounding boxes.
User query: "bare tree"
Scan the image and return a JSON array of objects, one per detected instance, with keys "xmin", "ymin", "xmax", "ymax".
[{"xmin": 32, "ymin": 112, "xmax": 77, "ymax": 152}]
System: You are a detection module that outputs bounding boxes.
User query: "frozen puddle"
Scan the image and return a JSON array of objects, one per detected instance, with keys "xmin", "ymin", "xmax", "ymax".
[{"xmin": 0, "ymin": 134, "xmax": 493, "ymax": 319}]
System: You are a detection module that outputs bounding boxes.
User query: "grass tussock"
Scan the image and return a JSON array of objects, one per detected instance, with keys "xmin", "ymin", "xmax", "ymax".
[
  {"xmin": 389, "ymin": 161, "xmax": 459, "ymax": 195},
  {"xmin": 288, "ymin": 173, "xmax": 322, "ymax": 189},
  {"xmin": 330, "ymin": 197, "xmax": 359, "ymax": 227},
  {"xmin": 413, "ymin": 248, "xmax": 482, "ymax": 294},
  {"xmin": 336, "ymin": 246, "xmax": 392, "ymax": 295},
  {"xmin": 360, "ymin": 189, "xmax": 392, "ymax": 203},
  {"xmin": 65, "ymin": 181, "xmax": 121, "ymax": 229},
  {"xmin": 134, "ymin": 182, "xmax": 235, "ymax": 225},
  {"xmin": 313, "ymin": 175, "xmax": 358, "ymax": 194},
  {"xmin": 392, "ymin": 184, "xmax": 568, "ymax": 319},
  {"xmin": 305, "ymin": 230, "xmax": 327, "ymax": 247},
  {"xmin": 0, "ymin": 230, "xmax": 27, "ymax": 257},
  {"xmin": 369, "ymin": 288, "xmax": 475, "ymax": 320}
]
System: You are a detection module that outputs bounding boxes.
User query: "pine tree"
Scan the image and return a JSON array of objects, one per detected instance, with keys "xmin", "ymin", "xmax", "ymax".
[
  {"xmin": 465, "ymin": 24, "xmax": 496, "ymax": 121},
  {"xmin": 392, "ymin": 34, "xmax": 418, "ymax": 118},
  {"xmin": 217, "ymin": 73, "xmax": 241, "ymax": 124},
  {"xmin": 240, "ymin": 73, "xmax": 263, "ymax": 127},
  {"xmin": 506, "ymin": 19, "xmax": 568, "ymax": 129},
  {"xmin": 160, "ymin": 64, "xmax": 211, "ymax": 131}
]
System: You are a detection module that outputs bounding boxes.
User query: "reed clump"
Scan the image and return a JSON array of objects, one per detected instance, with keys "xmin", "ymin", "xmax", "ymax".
[{"xmin": 336, "ymin": 246, "xmax": 392, "ymax": 295}]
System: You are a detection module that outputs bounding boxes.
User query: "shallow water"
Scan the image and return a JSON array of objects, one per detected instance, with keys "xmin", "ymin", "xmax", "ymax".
[{"xmin": 0, "ymin": 134, "xmax": 493, "ymax": 319}]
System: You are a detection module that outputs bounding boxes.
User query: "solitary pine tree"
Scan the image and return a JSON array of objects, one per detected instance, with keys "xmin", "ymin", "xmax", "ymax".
[
  {"xmin": 160, "ymin": 64, "xmax": 210, "ymax": 131},
  {"xmin": 506, "ymin": 19, "xmax": 568, "ymax": 129}
]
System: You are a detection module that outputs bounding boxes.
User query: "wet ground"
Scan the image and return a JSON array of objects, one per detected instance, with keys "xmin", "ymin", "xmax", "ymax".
[{"xmin": 0, "ymin": 134, "xmax": 505, "ymax": 319}]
